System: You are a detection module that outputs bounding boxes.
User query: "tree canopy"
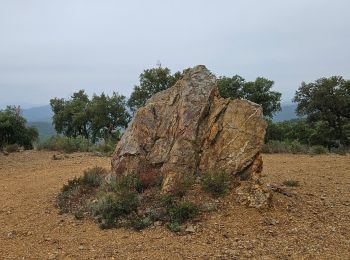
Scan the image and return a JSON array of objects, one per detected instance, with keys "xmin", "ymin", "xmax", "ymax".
[
  {"xmin": 0, "ymin": 106, "xmax": 38, "ymax": 149},
  {"xmin": 217, "ymin": 76, "xmax": 281, "ymax": 118},
  {"xmin": 294, "ymin": 76, "xmax": 350, "ymax": 145},
  {"xmin": 127, "ymin": 66, "xmax": 182, "ymax": 112},
  {"xmin": 50, "ymin": 90, "xmax": 130, "ymax": 143}
]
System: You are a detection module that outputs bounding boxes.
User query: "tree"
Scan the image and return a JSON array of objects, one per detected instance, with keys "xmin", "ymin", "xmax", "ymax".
[
  {"xmin": 128, "ymin": 66, "xmax": 182, "ymax": 112},
  {"xmin": 50, "ymin": 90, "xmax": 130, "ymax": 143},
  {"xmin": 0, "ymin": 106, "xmax": 38, "ymax": 149},
  {"xmin": 294, "ymin": 76, "xmax": 350, "ymax": 145},
  {"xmin": 88, "ymin": 92, "xmax": 130, "ymax": 142},
  {"xmin": 217, "ymin": 76, "xmax": 281, "ymax": 118},
  {"xmin": 51, "ymin": 90, "xmax": 90, "ymax": 139}
]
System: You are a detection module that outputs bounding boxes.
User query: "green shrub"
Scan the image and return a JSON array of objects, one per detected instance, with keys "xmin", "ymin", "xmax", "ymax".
[
  {"xmin": 201, "ymin": 171, "xmax": 231, "ymax": 197},
  {"xmin": 37, "ymin": 135, "xmax": 93, "ymax": 153},
  {"xmin": 283, "ymin": 180, "xmax": 300, "ymax": 187},
  {"xmin": 104, "ymin": 174, "xmax": 142, "ymax": 193},
  {"xmin": 310, "ymin": 145, "xmax": 328, "ymax": 154},
  {"xmin": 128, "ymin": 216, "xmax": 152, "ymax": 231},
  {"xmin": 81, "ymin": 167, "xmax": 106, "ymax": 188},
  {"xmin": 4, "ymin": 144, "xmax": 20, "ymax": 153},
  {"xmin": 289, "ymin": 140, "xmax": 309, "ymax": 154},
  {"xmin": 90, "ymin": 191, "xmax": 139, "ymax": 229},
  {"xmin": 166, "ymin": 222, "xmax": 181, "ymax": 232},
  {"xmin": 160, "ymin": 194, "xmax": 176, "ymax": 209},
  {"xmin": 92, "ymin": 140, "xmax": 116, "ymax": 156},
  {"xmin": 169, "ymin": 201, "xmax": 199, "ymax": 223},
  {"xmin": 262, "ymin": 140, "xmax": 290, "ymax": 153},
  {"xmin": 330, "ymin": 147, "xmax": 348, "ymax": 155},
  {"xmin": 74, "ymin": 210, "xmax": 84, "ymax": 220}
]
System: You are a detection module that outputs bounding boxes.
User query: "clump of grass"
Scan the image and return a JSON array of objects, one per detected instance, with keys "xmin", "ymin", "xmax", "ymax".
[
  {"xmin": 74, "ymin": 210, "xmax": 84, "ymax": 220},
  {"xmin": 90, "ymin": 190, "xmax": 140, "ymax": 229},
  {"xmin": 160, "ymin": 195, "xmax": 199, "ymax": 232},
  {"xmin": 37, "ymin": 135, "xmax": 93, "ymax": 153},
  {"xmin": 283, "ymin": 180, "xmax": 300, "ymax": 187},
  {"xmin": 57, "ymin": 166, "xmax": 107, "ymax": 213},
  {"xmin": 127, "ymin": 216, "xmax": 153, "ymax": 231},
  {"xmin": 310, "ymin": 145, "xmax": 328, "ymax": 154},
  {"xmin": 201, "ymin": 171, "xmax": 231, "ymax": 197},
  {"xmin": 169, "ymin": 201, "xmax": 199, "ymax": 223},
  {"xmin": 81, "ymin": 167, "xmax": 106, "ymax": 188},
  {"xmin": 166, "ymin": 222, "xmax": 181, "ymax": 232},
  {"xmin": 4, "ymin": 144, "xmax": 20, "ymax": 153}
]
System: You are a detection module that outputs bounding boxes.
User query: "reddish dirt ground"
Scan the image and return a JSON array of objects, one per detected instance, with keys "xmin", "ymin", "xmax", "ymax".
[{"xmin": 0, "ymin": 151, "xmax": 349, "ymax": 259}]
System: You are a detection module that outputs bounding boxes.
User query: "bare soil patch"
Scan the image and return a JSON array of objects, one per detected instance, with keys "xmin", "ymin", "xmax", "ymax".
[{"xmin": 0, "ymin": 151, "xmax": 349, "ymax": 259}]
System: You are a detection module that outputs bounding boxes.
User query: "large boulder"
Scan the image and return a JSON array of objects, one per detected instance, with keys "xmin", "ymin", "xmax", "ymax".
[{"xmin": 112, "ymin": 65, "xmax": 269, "ymax": 205}]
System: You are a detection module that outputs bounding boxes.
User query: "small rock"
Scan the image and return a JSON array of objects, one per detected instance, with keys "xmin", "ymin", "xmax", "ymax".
[
  {"xmin": 185, "ymin": 225, "xmax": 195, "ymax": 233},
  {"xmin": 48, "ymin": 254, "xmax": 57, "ymax": 260},
  {"xmin": 78, "ymin": 245, "xmax": 85, "ymax": 250},
  {"xmin": 7, "ymin": 231, "xmax": 16, "ymax": 238},
  {"xmin": 154, "ymin": 221, "xmax": 162, "ymax": 226},
  {"xmin": 201, "ymin": 202, "xmax": 218, "ymax": 212}
]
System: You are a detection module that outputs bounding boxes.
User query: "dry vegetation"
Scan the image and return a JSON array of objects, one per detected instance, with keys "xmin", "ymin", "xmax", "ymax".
[{"xmin": 0, "ymin": 151, "xmax": 349, "ymax": 259}]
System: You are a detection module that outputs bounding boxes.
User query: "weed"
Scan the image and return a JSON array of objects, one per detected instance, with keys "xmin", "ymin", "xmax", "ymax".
[
  {"xmin": 201, "ymin": 171, "xmax": 231, "ymax": 197},
  {"xmin": 90, "ymin": 191, "xmax": 139, "ymax": 229},
  {"xmin": 168, "ymin": 201, "xmax": 199, "ymax": 223},
  {"xmin": 283, "ymin": 180, "xmax": 300, "ymax": 187},
  {"xmin": 74, "ymin": 210, "xmax": 84, "ymax": 220},
  {"xmin": 166, "ymin": 222, "xmax": 181, "ymax": 232},
  {"xmin": 4, "ymin": 144, "xmax": 20, "ymax": 153},
  {"xmin": 81, "ymin": 167, "xmax": 106, "ymax": 188}
]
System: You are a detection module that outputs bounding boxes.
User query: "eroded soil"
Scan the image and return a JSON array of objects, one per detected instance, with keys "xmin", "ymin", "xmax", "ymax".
[{"xmin": 0, "ymin": 151, "xmax": 349, "ymax": 259}]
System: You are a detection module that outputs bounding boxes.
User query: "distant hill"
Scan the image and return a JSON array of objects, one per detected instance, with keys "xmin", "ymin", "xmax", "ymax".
[
  {"xmin": 19, "ymin": 103, "xmax": 298, "ymax": 138},
  {"xmin": 27, "ymin": 121, "xmax": 56, "ymax": 140},
  {"xmin": 21, "ymin": 105, "xmax": 55, "ymax": 139},
  {"xmin": 22, "ymin": 105, "xmax": 53, "ymax": 122},
  {"xmin": 272, "ymin": 104, "xmax": 301, "ymax": 122}
]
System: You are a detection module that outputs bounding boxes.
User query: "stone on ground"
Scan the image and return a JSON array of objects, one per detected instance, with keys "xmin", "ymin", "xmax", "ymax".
[{"xmin": 111, "ymin": 65, "xmax": 269, "ymax": 207}]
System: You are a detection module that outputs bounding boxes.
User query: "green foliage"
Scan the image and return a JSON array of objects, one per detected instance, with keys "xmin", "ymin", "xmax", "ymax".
[
  {"xmin": 74, "ymin": 210, "xmax": 84, "ymax": 220},
  {"xmin": 104, "ymin": 174, "xmax": 143, "ymax": 194},
  {"xmin": 91, "ymin": 191, "xmax": 140, "ymax": 229},
  {"xmin": 283, "ymin": 180, "xmax": 300, "ymax": 187},
  {"xmin": 262, "ymin": 140, "xmax": 309, "ymax": 154},
  {"xmin": 0, "ymin": 106, "xmax": 38, "ymax": 149},
  {"xmin": 166, "ymin": 222, "xmax": 181, "ymax": 232},
  {"xmin": 201, "ymin": 171, "xmax": 231, "ymax": 197},
  {"xmin": 4, "ymin": 144, "xmax": 20, "ymax": 153},
  {"xmin": 294, "ymin": 76, "xmax": 350, "ymax": 146},
  {"xmin": 81, "ymin": 167, "xmax": 106, "ymax": 188},
  {"xmin": 217, "ymin": 76, "xmax": 281, "ymax": 118},
  {"xmin": 160, "ymin": 194, "xmax": 176, "ymax": 209},
  {"xmin": 310, "ymin": 145, "xmax": 328, "ymax": 154},
  {"xmin": 37, "ymin": 135, "xmax": 93, "ymax": 153},
  {"xmin": 88, "ymin": 92, "xmax": 129, "ymax": 142},
  {"xmin": 128, "ymin": 216, "xmax": 152, "ymax": 231},
  {"xmin": 127, "ymin": 66, "xmax": 183, "ymax": 112},
  {"xmin": 168, "ymin": 201, "xmax": 199, "ymax": 223},
  {"xmin": 50, "ymin": 90, "xmax": 130, "ymax": 143}
]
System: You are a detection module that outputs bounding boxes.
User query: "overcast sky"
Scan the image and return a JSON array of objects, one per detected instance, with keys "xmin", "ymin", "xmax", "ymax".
[{"xmin": 1, "ymin": 0, "xmax": 349, "ymax": 108}]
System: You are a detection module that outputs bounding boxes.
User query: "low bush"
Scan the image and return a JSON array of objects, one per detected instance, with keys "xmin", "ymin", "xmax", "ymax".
[
  {"xmin": 201, "ymin": 171, "xmax": 231, "ymax": 197},
  {"xmin": 168, "ymin": 201, "xmax": 199, "ymax": 223},
  {"xmin": 57, "ymin": 167, "xmax": 107, "ymax": 213},
  {"xmin": 37, "ymin": 135, "xmax": 93, "ymax": 153},
  {"xmin": 283, "ymin": 180, "xmax": 300, "ymax": 187},
  {"xmin": 81, "ymin": 167, "xmax": 106, "ymax": 188},
  {"xmin": 3, "ymin": 144, "xmax": 20, "ymax": 153},
  {"xmin": 92, "ymin": 141, "xmax": 116, "ymax": 156},
  {"xmin": 310, "ymin": 145, "xmax": 328, "ymax": 154},
  {"xmin": 166, "ymin": 222, "xmax": 181, "ymax": 232},
  {"xmin": 90, "ymin": 191, "xmax": 139, "ymax": 229}
]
